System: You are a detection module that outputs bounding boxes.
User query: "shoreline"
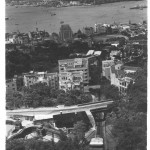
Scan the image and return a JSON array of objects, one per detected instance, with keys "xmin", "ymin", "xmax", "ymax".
[
  {"xmin": 6, "ymin": 0, "xmax": 147, "ymax": 9},
  {"xmin": 6, "ymin": 1, "xmax": 147, "ymax": 33}
]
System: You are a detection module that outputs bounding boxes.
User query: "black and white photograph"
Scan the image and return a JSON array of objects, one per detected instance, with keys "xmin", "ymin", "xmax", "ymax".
[{"xmin": 5, "ymin": 0, "xmax": 147, "ymax": 149}]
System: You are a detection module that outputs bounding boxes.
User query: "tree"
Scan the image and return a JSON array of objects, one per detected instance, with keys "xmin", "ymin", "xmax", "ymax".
[
  {"xmin": 100, "ymin": 84, "xmax": 120, "ymax": 101},
  {"xmin": 107, "ymin": 64, "xmax": 147, "ymax": 150},
  {"xmin": 72, "ymin": 121, "xmax": 87, "ymax": 141},
  {"xmin": 127, "ymin": 64, "xmax": 147, "ymax": 113},
  {"xmin": 6, "ymin": 92, "xmax": 24, "ymax": 109}
]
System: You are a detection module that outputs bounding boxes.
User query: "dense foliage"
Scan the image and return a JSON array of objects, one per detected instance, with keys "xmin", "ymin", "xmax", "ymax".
[
  {"xmin": 106, "ymin": 64, "xmax": 147, "ymax": 150},
  {"xmin": 6, "ymin": 83, "xmax": 92, "ymax": 109},
  {"xmin": 6, "ymin": 41, "xmax": 89, "ymax": 79},
  {"xmin": 6, "ymin": 121, "xmax": 89, "ymax": 150}
]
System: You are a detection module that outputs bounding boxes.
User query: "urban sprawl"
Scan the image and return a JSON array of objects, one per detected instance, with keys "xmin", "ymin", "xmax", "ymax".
[
  {"xmin": 6, "ymin": 19, "xmax": 147, "ymax": 150},
  {"xmin": 6, "ymin": 0, "xmax": 147, "ymax": 8}
]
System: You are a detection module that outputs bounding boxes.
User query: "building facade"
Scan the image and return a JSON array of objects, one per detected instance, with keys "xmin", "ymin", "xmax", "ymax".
[
  {"xmin": 23, "ymin": 71, "xmax": 59, "ymax": 89},
  {"xmin": 47, "ymin": 72, "xmax": 59, "ymax": 90},
  {"xmin": 59, "ymin": 24, "xmax": 73, "ymax": 42},
  {"xmin": 58, "ymin": 56, "xmax": 99, "ymax": 87},
  {"xmin": 59, "ymin": 71, "xmax": 84, "ymax": 91},
  {"xmin": 94, "ymin": 24, "xmax": 107, "ymax": 34},
  {"xmin": 102, "ymin": 60, "xmax": 114, "ymax": 80},
  {"xmin": 6, "ymin": 79, "xmax": 17, "ymax": 95}
]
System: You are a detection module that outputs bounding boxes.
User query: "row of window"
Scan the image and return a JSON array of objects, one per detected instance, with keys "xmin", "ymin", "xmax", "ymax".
[
  {"xmin": 120, "ymin": 81, "xmax": 127, "ymax": 87},
  {"xmin": 7, "ymin": 83, "xmax": 15, "ymax": 87}
]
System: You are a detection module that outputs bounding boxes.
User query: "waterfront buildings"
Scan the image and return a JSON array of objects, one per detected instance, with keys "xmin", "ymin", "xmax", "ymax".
[
  {"xmin": 59, "ymin": 24, "xmax": 73, "ymax": 42},
  {"xmin": 83, "ymin": 27, "xmax": 94, "ymax": 36},
  {"xmin": 94, "ymin": 24, "xmax": 107, "ymax": 34}
]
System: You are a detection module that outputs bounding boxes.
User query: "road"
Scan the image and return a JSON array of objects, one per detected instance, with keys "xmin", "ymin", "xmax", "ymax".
[{"xmin": 6, "ymin": 101, "xmax": 113, "ymax": 117}]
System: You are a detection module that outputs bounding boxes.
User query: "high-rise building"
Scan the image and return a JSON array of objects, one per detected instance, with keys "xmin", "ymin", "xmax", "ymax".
[
  {"xmin": 59, "ymin": 24, "xmax": 73, "ymax": 42},
  {"xmin": 58, "ymin": 56, "xmax": 99, "ymax": 87}
]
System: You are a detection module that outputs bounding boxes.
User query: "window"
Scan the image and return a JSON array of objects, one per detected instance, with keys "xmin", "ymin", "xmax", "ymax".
[
  {"xmin": 60, "ymin": 68, "xmax": 64, "ymax": 71},
  {"xmin": 124, "ymin": 82, "xmax": 126, "ymax": 87}
]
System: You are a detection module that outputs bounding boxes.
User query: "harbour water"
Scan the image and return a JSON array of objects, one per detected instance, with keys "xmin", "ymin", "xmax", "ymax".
[{"xmin": 6, "ymin": 1, "xmax": 147, "ymax": 33}]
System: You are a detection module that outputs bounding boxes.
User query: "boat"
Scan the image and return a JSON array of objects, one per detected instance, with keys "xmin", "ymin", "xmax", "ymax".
[
  {"xmin": 50, "ymin": 12, "xmax": 56, "ymax": 16},
  {"xmin": 5, "ymin": 17, "xmax": 9, "ymax": 20},
  {"xmin": 130, "ymin": 5, "xmax": 140, "ymax": 9},
  {"xmin": 60, "ymin": 21, "xmax": 64, "ymax": 24},
  {"xmin": 130, "ymin": 5, "xmax": 147, "ymax": 10}
]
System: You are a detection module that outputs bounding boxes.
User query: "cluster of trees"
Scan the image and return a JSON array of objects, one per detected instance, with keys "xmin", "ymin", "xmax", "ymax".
[
  {"xmin": 6, "ymin": 83, "xmax": 92, "ymax": 109},
  {"xmin": 105, "ymin": 64, "xmax": 147, "ymax": 150},
  {"xmin": 6, "ymin": 39, "xmax": 90, "ymax": 79}
]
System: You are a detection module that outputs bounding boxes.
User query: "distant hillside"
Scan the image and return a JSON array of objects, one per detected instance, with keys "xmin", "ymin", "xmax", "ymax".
[{"xmin": 6, "ymin": 0, "xmax": 144, "ymax": 4}]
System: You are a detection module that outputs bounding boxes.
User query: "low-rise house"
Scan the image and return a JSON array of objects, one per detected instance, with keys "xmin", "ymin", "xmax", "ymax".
[
  {"xmin": 110, "ymin": 63, "xmax": 141, "ymax": 95},
  {"xmin": 23, "ymin": 71, "xmax": 59, "ymax": 89}
]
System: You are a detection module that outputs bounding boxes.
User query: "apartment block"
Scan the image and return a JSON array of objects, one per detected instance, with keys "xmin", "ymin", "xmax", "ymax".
[
  {"xmin": 58, "ymin": 56, "xmax": 99, "ymax": 86},
  {"xmin": 59, "ymin": 71, "xmax": 84, "ymax": 91},
  {"xmin": 47, "ymin": 72, "xmax": 59, "ymax": 90},
  {"xmin": 23, "ymin": 71, "xmax": 59, "ymax": 89}
]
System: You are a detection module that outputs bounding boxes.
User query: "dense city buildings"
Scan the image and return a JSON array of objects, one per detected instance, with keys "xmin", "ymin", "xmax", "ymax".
[{"xmin": 5, "ymin": 0, "xmax": 147, "ymax": 148}]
